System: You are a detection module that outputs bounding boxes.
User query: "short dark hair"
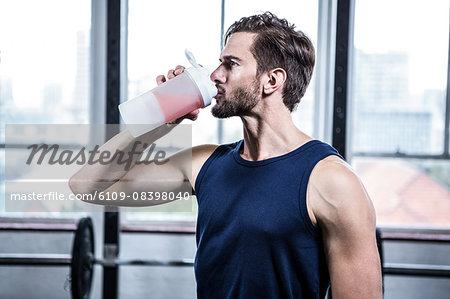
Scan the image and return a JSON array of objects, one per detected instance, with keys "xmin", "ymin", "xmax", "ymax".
[{"xmin": 225, "ymin": 12, "xmax": 315, "ymax": 111}]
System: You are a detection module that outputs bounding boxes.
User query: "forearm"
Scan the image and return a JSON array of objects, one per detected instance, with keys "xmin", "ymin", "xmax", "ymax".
[{"xmin": 69, "ymin": 124, "xmax": 176, "ymax": 195}]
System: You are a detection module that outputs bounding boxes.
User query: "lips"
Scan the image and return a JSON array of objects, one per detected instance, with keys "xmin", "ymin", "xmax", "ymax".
[{"xmin": 215, "ymin": 86, "xmax": 225, "ymax": 99}]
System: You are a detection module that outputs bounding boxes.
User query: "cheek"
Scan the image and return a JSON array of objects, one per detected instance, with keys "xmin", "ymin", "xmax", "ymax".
[{"xmin": 228, "ymin": 71, "xmax": 248, "ymax": 87}]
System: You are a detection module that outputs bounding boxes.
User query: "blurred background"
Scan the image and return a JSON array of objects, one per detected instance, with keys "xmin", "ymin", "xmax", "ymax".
[{"xmin": 0, "ymin": 0, "xmax": 449, "ymax": 298}]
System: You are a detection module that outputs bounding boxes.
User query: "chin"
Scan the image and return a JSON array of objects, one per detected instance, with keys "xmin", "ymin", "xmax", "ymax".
[{"xmin": 211, "ymin": 107, "xmax": 231, "ymax": 119}]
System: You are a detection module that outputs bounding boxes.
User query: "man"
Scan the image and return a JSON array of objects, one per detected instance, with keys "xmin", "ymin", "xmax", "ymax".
[{"xmin": 70, "ymin": 12, "xmax": 382, "ymax": 299}]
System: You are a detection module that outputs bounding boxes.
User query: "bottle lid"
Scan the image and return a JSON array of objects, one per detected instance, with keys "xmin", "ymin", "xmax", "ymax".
[
  {"xmin": 185, "ymin": 67, "xmax": 217, "ymax": 107},
  {"xmin": 184, "ymin": 50, "xmax": 217, "ymax": 107}
]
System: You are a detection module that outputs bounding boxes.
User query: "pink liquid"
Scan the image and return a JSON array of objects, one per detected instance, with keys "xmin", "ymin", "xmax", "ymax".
[{"xmin": 153, "ymin": 92, "xmax": 204, "ymax": 123}]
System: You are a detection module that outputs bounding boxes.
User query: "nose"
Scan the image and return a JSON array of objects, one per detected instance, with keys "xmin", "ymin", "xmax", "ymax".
[{"xmin": 210, "ymin": 65, "xmax": 226, "ymax": 85}]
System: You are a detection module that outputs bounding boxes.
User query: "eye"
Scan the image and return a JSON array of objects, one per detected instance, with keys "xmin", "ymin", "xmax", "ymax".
[
  {"xmin": 223, "ymin": 60, "xmax": 238, "ymax": 69},
  {"xmin": 219, "ymin": 58, "xmax": 239, "ymax": 70}
]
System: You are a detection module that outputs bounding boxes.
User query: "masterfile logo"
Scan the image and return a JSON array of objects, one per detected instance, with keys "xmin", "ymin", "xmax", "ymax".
[{"xmin": 4, "ymin": 124, "xmax": 193, "ymax": 213}]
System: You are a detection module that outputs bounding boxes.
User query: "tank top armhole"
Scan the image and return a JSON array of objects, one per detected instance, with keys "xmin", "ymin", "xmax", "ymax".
[
  {"xmin": 194, "ymin": 145, "xmax": 228, "ymax": 196},
  {"xmin": 298, "ymin": 152, "xmax": 343, "ymax": 237}
]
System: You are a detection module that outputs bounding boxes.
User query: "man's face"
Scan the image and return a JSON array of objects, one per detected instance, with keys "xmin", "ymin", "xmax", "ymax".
[{"xmin": 210, "ymin": 32, "xmax": 262, "ymax": 118}]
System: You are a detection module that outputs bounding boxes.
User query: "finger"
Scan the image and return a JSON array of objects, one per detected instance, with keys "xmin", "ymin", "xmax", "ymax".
[
  {"xmin": 187, "ymin": 115, "xmax": 198, "ymax": 121},
  {"xmin": 167, "ymin": 69, "xmax": 176, "ymax": 79},
  {"xmin": 170, "ymin": 109, "xmax": 199, "ymax": 125},
  {"xmin": 186, "ymin": 109, "xmax": 200, "ymax": 120},
  {"xmin": 156, "ymin": 75, "xmax": 166, "ymax": 85},
  {"xmin": 174, "ymin": 65, "xmax": 185, "ymax": 76}
]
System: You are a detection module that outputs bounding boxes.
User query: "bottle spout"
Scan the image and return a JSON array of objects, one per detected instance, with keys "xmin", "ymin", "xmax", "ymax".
[{"xmin": 185, "ymin": 49, "xmax": 201, "ymax": 68}]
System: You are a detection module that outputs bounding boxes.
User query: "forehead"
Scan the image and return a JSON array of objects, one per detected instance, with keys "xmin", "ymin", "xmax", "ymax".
[{"xmin": 221, "ymin": 32, "xmax": 257, "ymax": 61}]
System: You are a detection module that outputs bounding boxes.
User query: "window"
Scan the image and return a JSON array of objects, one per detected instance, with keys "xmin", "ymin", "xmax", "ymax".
[
  {"xmin": 125, "ymin": 0, "xmax": 222, "ymax": 222},
  {"xmin": 0, "ymin": 0, "xmax": 92, "ymax": 217},
  {"xmin": 349, "ymin": 0, "xmax": 450, "ymax": 228},
  {"xmin": 127, "ymin": 0, "xmax": 222, "ymax": 147}
]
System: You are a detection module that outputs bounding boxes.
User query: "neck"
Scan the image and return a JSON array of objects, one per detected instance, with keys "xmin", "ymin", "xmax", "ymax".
[{"xmin": 239, "ymin": 98, "xmax": 312, "ymax": 161}]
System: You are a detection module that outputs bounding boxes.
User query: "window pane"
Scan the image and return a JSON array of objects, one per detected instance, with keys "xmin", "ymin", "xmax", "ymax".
[
  {"xmin": 126, "ymin": 0, "xmax": 222, "ymax": 223},
  {"xmin": 351, "ymin": 0, "xmax": 449, "ymax": 155},
  {"xmin": 0, "ymin": 0, "xmax": 92, "ymax": 218},
  {"xmin": 353, "ymin": 157, "xmax": 450, "ymax": 228},
  {"xmin": 222, "ymin": 0, "xmax": 319, "ymax": 143},
  {"xmin": 0, "ymin": 0, "xmax": 92, "ymax": 137},
  {"xmin": 0, "ymin": 149, "xmax": 4, "ymax": 213},
  {"xmin": 350, "ymin": 0, "xmax": 450, "ymax": 228},
  {"xmin": 127, "ymin": 0, "xmax": 222, "ymax": 146}
]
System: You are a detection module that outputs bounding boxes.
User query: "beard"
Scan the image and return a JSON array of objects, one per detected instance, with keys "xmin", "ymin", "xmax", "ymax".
[{"xmin": 211, "ymin": 79, "xmax": 261, "ymax": 118}]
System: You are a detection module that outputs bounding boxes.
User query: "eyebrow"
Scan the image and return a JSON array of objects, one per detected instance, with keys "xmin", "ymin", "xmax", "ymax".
[{"xmin": 219, "ymin": 55, "xmax": 242, "ymax": 62}]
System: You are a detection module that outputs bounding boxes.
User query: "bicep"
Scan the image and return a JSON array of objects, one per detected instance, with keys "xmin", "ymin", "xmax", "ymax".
[
  {"xmin": 311, "ymin": 162, "xmax": 382, "ymax": 298},
  {"xmin": 101, "ymin": 144, "xmax": 218, "ymax": 206},
  {"xmin": 323, "ymin": 210, "xmax": 381, "ymax": 299},
  {"xmin": 101, "ymin": 148, "xmax": 193, "ymax": 206}
]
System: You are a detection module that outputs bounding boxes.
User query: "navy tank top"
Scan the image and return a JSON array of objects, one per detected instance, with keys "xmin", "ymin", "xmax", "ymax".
[{"xmin": 194, "ymin": 139, "xmax": 342, "ymax": 299}]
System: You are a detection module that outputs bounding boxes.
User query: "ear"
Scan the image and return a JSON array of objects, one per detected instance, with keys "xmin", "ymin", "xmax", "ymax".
[{"xmin": 262, "ymin": 68, "xmax": 287, "ymax": 96}]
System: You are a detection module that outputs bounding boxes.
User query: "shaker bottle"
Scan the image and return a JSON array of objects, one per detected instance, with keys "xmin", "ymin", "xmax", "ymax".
[{"xmin": 119, "ymin": 50, "xmax": 217, "ymax": 137}]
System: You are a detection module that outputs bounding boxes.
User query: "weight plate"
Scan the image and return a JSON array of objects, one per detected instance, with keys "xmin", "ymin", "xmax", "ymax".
[{"xmin": 71, "ymin": 217, "xmax": 95, "ymax": 299}]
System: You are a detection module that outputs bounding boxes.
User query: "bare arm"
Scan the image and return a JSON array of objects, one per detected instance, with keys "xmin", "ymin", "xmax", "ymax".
[
  {"xmin": 69, "ymin": 65, "xmax": 217, "ymax": 206},
  {"xmin": 69, "ymin": 124, "xmax": 178, "ymax": 199},
  {"xmin": 308, "ymin": 156, "xmax": 382, "ymax": 298},
  {"xmin": 91, "ymin": 143, "xmax": 218, "ymax": 206}
]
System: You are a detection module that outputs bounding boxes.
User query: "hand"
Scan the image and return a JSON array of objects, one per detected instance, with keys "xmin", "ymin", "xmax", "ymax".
[{"xmin": 156, "ymin": 65, "xmax": 200, "ymax": 124}]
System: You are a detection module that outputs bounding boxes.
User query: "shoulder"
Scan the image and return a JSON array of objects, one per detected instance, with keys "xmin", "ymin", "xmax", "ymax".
[
  {"xmin": 310, "ymin": 155, "xmax": 360, "ymax": 196},
  {"xmin": 190, "ymin": 141, "xmax": 242, "ymax": 192},
  {"xmin": 192, "ymin": 144, "xmax": 220, "ymax": 165},
  {"xmin": 191, "ymin": 140, "xmax": 242, "ymax": 163},
  {"xmin": 191, "ymin": 144, "xmax": 219, "ymax": 191},
  {"xmin": 171, "ymin": 144, "xmax": 218, "ymax": 165},
  {"xmin": 308, "ymin": 155, "xmax": 375, "ymax": 226},
  {"xmin": 165, "ymin": 144, "xmax": 218, "ymax": 185},
  {"xmin": 173, "ymin": 144, "xmax": 219, "ymax": 170}
]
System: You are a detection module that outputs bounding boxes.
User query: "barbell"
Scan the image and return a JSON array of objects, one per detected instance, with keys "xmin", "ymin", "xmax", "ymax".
[{"xmin": 0, "ymin": 217, "xmax": 194, "ymax": 299}]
